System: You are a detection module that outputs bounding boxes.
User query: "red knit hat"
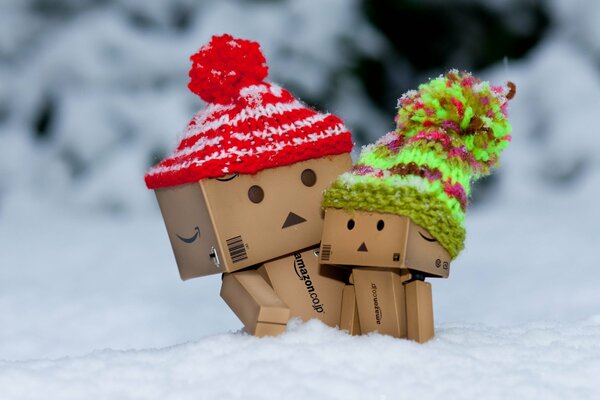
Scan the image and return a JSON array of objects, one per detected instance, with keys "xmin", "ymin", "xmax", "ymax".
[{"xmin": 145, "ymin": 34, "xmax": 353, "ymax": 189}]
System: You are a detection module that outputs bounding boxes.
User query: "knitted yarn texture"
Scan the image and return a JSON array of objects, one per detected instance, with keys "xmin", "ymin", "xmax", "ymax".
[
  {"xmin": 322, "ymin": 70, "xmax": 514, "ymax": 259},
  {"xmin": 145, "ymin": 34, "xmax": 353, "ymax": 189}
]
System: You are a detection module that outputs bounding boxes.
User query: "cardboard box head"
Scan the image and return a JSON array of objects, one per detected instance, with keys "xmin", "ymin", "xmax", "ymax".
[
  {"xmin": 319, "ymin": 208, "xmax": 451, "ymax": 278},
  {"xmin": 155, "ymin": 154, "xmax": 352, "ymax": 279}
]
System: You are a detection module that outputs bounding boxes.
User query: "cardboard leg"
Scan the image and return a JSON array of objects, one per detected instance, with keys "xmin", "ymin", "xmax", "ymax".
[
  {"xmin": 254, "ymin": 322, "xmax": 287, "ymax": 337},
  {"xmin": 353, "ymin": 268, "xmax": 407, "ymax": 338},
  {"xmin": 221, "ymin": 269, "xmax": 290, "ymax": 337},
  {"xmin": 340, "ymin": 285, "xmax": 361, "ymax": 335},
  {"xmin": 405, "ymin": 280, "xmax": 434, "ymax": 343}
]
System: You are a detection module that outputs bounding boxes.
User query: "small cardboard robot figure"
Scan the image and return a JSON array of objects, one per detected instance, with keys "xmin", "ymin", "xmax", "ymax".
[
  {"xmin": 144, "ymin": 35, "xmax": 353, "ymax": 336},
  {"xmin": 319, "ymin": 71, "xmax": 514, "ymax": 342}
]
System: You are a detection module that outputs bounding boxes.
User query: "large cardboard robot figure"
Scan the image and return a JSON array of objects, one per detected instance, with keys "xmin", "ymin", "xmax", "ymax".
[
  {"xmin": 319, "ymin": 71, "xmax": 514, "ymax": 342},
  {"xmin": 145, "ymin": 35, "xmax": 353, "ymax": 336}
]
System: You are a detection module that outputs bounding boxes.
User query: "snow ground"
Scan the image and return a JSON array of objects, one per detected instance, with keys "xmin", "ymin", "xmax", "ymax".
[{"xmin": 2, "ymin": 319, "xmax": 600, "ymax": 400}]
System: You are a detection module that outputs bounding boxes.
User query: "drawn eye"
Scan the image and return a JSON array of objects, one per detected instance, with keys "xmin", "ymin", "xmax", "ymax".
[
  {"xmin": 248, "ymin": 185, "xmax": 264, "ymax": 204},
  {"xmin": 216, "ymin": 172, "xmax": 239, "ymax": 182},
  {"xmin": 301, "ymin": 169, "xmax": 317, "ymax": 187},
  {"xmin": 376, "ymin": 220, "xmax": 385, "ymax": 231},
  {"xmin": 347, "ymin": 219, "xmax": 355, "ymax": 230},
  {"xmin": 418, "ymin": 231, "xmax": 437, "ymax": 242}
]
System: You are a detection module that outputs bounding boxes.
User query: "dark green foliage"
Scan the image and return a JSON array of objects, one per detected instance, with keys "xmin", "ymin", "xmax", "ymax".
[
  {"xmin": 33, "ymin": 95, "xmax": 55, "ymax": 140},
  {"xmin": 359, "ymin": 0, "xmax": 549, "ymax": 114}
]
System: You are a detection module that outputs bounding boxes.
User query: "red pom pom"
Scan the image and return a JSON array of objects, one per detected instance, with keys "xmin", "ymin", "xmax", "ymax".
[{"xmin": 188, "ymin": 34, "xmax": 269, "ymax": 104}]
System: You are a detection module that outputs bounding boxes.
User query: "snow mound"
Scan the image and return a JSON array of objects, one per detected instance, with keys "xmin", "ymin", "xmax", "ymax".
[{"xmin": 2, "ymin": 318, "xmax": 599, "ymax": 400}]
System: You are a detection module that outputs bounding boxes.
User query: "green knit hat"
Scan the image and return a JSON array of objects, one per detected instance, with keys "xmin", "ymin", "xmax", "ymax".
[{"xmin": 322, "ymin": 70, "xmax": 514, "ymax": 259}]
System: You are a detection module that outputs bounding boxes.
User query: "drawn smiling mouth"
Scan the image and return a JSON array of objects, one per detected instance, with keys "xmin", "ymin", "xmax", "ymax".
[{"xmin": 176, "ymin": 226, "xmax": 201, "ymax": 243}]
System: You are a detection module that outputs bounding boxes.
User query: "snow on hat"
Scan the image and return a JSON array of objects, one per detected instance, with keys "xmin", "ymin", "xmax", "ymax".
[
  {"xmin": 145, "ymin": 34, "xmax": 353, "ymax": 189},
  {"xmin": 322, "ymin": 70, "xmax": 515, "ymax": 259}
]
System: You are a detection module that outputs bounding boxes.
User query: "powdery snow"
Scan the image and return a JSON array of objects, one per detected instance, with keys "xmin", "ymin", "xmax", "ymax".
[{"xmin": 2, "ymin": 319, "xmax": 599, "ymax": 400}]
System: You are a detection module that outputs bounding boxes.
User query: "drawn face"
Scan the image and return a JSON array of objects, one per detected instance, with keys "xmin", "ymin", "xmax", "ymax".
[
  {"xmin": 404, "ymin": 219, "xmax": 451, "ymax": 277},
  {"xmin": 155, "ymin": 182, "xmax": 221, "ymax": 280},
  {"xmin": 320, "ymin": 209, "xmax": 409, "ymax": 268},
  {"xmin": 319, "ymin": 208, "xmax": 451, "ymax": 277},
  {"xmin": 200, "ymin": 154, "xmax": 352, "ymax": 271},
  {"xmin": 156, "ymin": 154, "xmax": 351, "ymax": 278}
]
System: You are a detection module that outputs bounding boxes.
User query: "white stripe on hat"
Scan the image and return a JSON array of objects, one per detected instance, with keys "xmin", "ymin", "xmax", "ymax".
[
  {"xmin": 171, "ymin": 113, "xmax": 330, "ymax": 160},
  {"xmin": 146, "ymin": 124, "xmax": 348, "ymax": 177},
  {"xmin": 189, "ymin": 103, "xmax": 235, "ymax": 128},
  {"xmin": 170, "ymin": 136, "xmax": 224, "ymax": 160},
  {"xmin": 184, "ymin": 100, "xmax": 307, "ymax": 140},
  {"xmin": 229, "ymin": 113, "xmax": 329, "ymax": 142}
]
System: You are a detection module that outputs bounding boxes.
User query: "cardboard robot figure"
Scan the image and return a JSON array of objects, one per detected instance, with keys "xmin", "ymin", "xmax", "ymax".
[
  {"xmin": 145, "ymin": 35, "xmax": 353, "ymax": 336},
  {"xmin": 319, "ymin": 71, "xmax": 515, "ymax": 342}
]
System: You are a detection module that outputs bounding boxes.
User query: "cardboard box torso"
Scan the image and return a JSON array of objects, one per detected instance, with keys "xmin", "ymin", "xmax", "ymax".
[
  {"xmin": 352, "ymin": 268, "xmax": 409, "ymax": 338},
  {"xmin": 258, "ymin": 248, "xmax": 348, "ymax": 327}
]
